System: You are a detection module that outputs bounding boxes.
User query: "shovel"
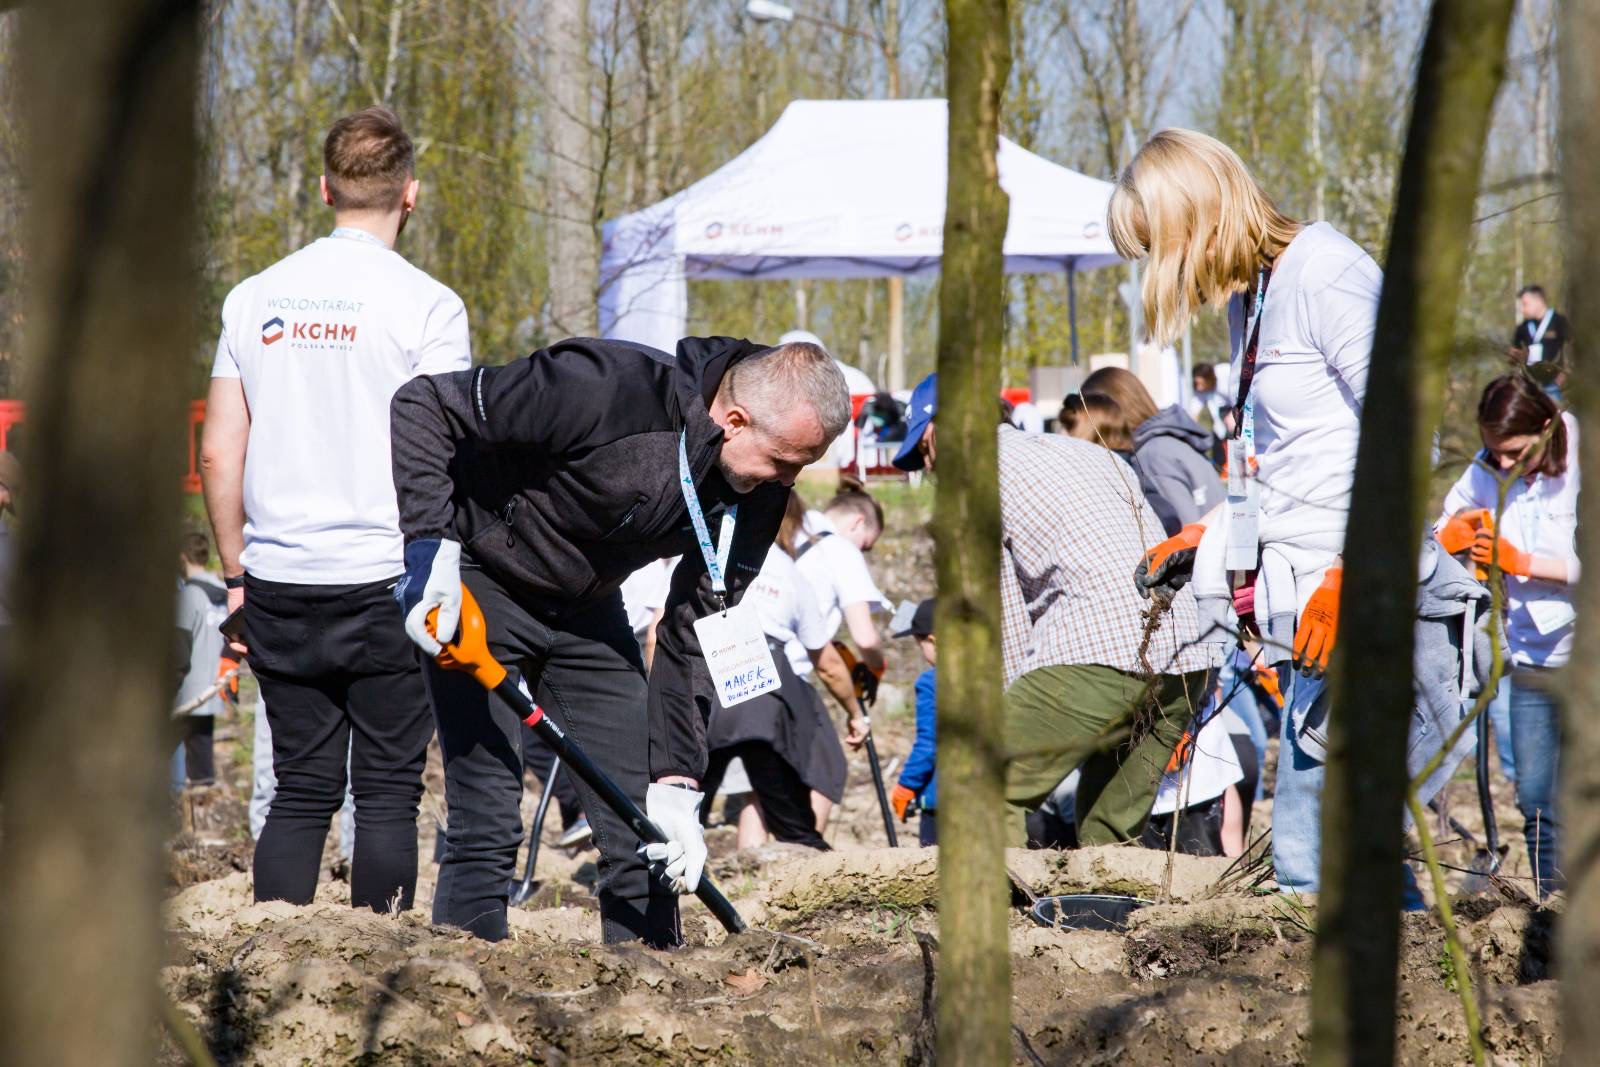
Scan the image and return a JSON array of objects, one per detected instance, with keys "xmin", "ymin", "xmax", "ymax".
[
  {"xmin": 833, "ymin": 641, "xmax": 899, "ymax": 847},
  {"xmin": 508, "ymin": 758, "xmax": 562, "ymax": 906},
  {"xmin": 1460, "ymin": 705, "xmax": 1503, "ymax": 894},
  {"xmin": 430, "ymin": 585, "xmax": 748, "ymax": 934}
]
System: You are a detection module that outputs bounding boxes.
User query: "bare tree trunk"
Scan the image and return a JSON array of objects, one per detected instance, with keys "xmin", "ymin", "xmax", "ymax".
[
  {"xmin": 284, "ymin": 0, "xmax": 311, "ymax": 250},
  {"xmin": 545, "ymin": 0, "xmax": 598, "ymax": 337},
  {"xmin": 935, "ymin": 0, "xmax": 1011, "ymax": 1064},
  {"xmin": 1308, "ymin": 3, "xmax": 1513, "ymax": 1065},
  {"xmin": 0, "ymin": 1, "xmax": 199, "ymax": 1064},
  {"xmin": 1557, "ymin": 1, "xmax": 1600, "ymax": 1060}
]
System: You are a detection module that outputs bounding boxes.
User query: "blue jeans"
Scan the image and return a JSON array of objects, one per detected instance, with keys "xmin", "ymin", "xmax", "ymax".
[
  {"xmin": 1509, "ymin": 669, "xmax": 1562, "ymax": 898},
  {"xmin": 1272, "ymin": 670, "xmax": 1327, "ymax": 893},
  {"xmin": 1487, "ymin": 679, "xmax": 1516, "ymax": 784},
  {"xmin": 1219, "ymin": 657, "xmax": 1270, "ymax": 800}
]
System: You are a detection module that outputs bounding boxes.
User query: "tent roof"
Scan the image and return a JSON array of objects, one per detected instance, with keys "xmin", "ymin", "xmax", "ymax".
[{"xmin": 600, "ymin": 99, "xmax": 1123, "ymax": 283}]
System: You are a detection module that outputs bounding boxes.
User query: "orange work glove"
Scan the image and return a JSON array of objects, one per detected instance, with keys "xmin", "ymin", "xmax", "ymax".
[
  {"xmin": 1471, "ymin": 528, "xmax": 1533, "ymax": 577},
  {"xmin": 832, "ymin": 640, "xmax": 884, "ymax": 706},
  {"xmin": 1164, "ymin": 730, "xmax": 1196, "ymax": 774},
  {"xmin": 1292, "ymin": 566, "xmax": 1342, "ymax": 677},
  {"xmin": 215, "ymin": 653, "xmax": 241, "ymax": 704},
  {"xmin": 1134, "ymin": 523, "xmax": 1206, "ymax": 599},
  {"xmin": 1252, "ymin": 662, "xmax": 1285, "ymax": 709},
  {"xmin": 890, "ymin": 784, "xmax": 916, "ymax": 822},
  {"xmin": 1436, "ymin": 508, "xmax": 1492, "ymax": 556}
]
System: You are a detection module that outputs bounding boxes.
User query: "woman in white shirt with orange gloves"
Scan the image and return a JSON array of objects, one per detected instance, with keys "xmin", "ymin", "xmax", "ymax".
[
  {"xmin": 1110, "ymin": 128, "xmax": 1382, "ymax": 895},
  {"xmin": 1436, "ymin": 374, "xmax": 1578, "ymax": 898}
]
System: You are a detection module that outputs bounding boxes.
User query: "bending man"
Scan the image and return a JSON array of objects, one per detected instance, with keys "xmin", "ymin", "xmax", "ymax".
[{"xmin": 390, "ymin": 337, "xmax": 849, "ymax": 945}]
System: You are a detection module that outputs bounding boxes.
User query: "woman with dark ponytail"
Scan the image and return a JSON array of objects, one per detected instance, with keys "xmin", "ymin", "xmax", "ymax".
[{"xmin": 1436, "ymin": 373, "xmax": 1579, "ymax": 898}]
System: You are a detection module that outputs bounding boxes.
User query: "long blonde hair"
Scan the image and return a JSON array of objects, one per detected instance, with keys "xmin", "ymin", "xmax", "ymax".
[{"xmin": 1107, "ymin": 129, "xmax": 1301, "ymax": 346}]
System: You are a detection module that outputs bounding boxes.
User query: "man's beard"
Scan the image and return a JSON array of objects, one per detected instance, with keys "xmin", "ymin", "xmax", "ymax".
[{"xmin": 715, "ymin": 454, "xmax": 761, "ymax": 495}]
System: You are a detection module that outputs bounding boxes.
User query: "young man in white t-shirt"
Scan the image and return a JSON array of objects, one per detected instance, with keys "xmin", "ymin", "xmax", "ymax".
[{"xmin": 200, "ymin": 107, "xmax": 471, "ymax": 913}]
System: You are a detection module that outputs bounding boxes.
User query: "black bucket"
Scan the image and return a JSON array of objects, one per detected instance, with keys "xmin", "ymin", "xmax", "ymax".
[{"xmin": 1028, "ymin": 893, "xmax": 1150, "ymax": 932}]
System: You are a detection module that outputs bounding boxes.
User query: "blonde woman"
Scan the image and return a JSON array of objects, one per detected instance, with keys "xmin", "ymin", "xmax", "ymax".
[{"xmin": 1111, "ymin": 128, "xmax": 1382, "ymax": 894}]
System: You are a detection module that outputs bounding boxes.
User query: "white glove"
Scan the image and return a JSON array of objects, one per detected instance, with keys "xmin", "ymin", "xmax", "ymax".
[
  {"xmin": 396, "ymin": 538, "xmax": 462, "ymax": 656},
  {"xmin": 639, "ymin": 782, "xmax": 707, "ymax": 894}
]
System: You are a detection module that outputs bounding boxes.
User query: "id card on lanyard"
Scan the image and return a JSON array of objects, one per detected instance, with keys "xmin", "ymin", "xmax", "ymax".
[
  {"xmin": 679, "ymin": 432, "xmax": 780, "ymax": 708},
  {"xmin": 1527, "ymin": 308, "xmax": 1554, "ymax": 365},
  {"xmin": 1225, "ymin": 267, "xmax": 1270, "ymax": 571}
]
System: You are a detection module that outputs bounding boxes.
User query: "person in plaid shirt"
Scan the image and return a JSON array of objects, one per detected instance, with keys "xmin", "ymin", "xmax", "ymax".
[{"xmin": 893, "ymin": 372, "xmax": 1219, "ymax": 845}]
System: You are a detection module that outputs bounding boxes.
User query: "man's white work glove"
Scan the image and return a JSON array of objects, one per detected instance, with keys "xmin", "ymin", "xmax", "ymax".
[
  {"xmin": 394, "ymin": 538, "xmax": 462, "ymax": 655},
  {"xmin": 638, "ymin": 782, "xmax": 706, "ymax": 894}
]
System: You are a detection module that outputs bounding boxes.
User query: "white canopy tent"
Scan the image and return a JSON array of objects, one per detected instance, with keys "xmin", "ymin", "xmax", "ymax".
[{"xmin": 599, "ymin": 98, "xmax": 1123, "ymax": 359}]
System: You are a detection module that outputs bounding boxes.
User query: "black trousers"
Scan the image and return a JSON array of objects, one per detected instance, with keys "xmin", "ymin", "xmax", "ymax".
[
  {"xmin": 424, "ymin": 567, "xmax": 676, "ymax": 946},
  {"xmin": 178, "ymin": 714, "xmax": 216, "ymax": 784},
  {"xmin": 521, "ymin": 724, "xmax": 587, "ymax": 830},
  {"xmin": 701, "ymin": 741, "xmax": 830, "ymax": 851},
  {"xmin": 245, "ymin": 575, "xmax": 433, "ymax": 912}
]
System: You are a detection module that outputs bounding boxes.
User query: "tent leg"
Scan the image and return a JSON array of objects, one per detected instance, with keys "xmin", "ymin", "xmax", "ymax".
[{"xmin": 1067, "ymin": 261, "xmax": 1080, "ymax": 366}]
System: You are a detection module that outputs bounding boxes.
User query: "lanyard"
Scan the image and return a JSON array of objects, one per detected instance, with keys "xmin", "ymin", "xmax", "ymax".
[
  {"xmin": 678, "ymin": 431, "xmax": 737, "ymax": 608},
  {"xmin": 1232, "ymin": 265, "xmax": 1272, "ymax": 442},
  {"xmin": 330, "ymin": 226, "xmax": 388, "ymax": 248},
  {"xmin": 1529, "ymin": 308, "xmax": 1554, "ymax": 344}
]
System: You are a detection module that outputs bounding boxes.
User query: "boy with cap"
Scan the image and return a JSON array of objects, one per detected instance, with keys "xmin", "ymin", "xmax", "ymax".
[{"xmin": 889, "ymin": 597, "xmax": 938, "ymax": 846}]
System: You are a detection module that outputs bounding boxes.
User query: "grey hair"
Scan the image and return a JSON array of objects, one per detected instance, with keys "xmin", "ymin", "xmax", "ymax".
[{"xmin": 723, "ymin": 341, "xmax": 851, "ymax": 440}]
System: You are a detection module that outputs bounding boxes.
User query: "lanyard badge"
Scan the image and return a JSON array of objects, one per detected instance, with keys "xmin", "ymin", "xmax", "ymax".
[{"xmin": 679, "ymin": 432, "xmax": 779, "ymax": 708}]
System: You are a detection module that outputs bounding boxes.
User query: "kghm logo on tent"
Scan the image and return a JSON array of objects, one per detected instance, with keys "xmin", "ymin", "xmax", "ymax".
[
  {"xmin": 704, "ymin": 221, "xmax": 724, "ymax": 240},
  {"xmin": 261, "ymin": 316, "xmax": 285, "ymax": 345}
]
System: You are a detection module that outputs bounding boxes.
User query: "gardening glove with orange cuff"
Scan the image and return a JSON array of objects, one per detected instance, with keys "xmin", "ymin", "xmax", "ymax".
[
  {"xmin": 1471, "ymin": 528, "xmax": 1533, "ymax": 577},
  {"xmin": 1292, "ymin": 566, "xmax": 1342, "ymax": 677},
  {"xmin": 890, "ymin": 784, "xmax": 916, "ymax": 822},
  {"xmin": 1134, "ymin": 523, "xmax": 1206, "ymax": 599},
  {"xmin": 833, "ymin": 640, "xmax": 883, "ymax": 706}
]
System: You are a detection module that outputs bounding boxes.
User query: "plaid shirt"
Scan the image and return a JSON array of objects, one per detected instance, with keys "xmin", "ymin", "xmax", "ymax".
[{"xmin": 997, "ymin": 426, "xmax": 1218, "ymax": 687}]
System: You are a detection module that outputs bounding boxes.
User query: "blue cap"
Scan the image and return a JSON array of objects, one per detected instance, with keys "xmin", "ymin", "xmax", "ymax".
[{"xmin": 893, "ymin": 372, "xmax": 939, "ymax": 471}]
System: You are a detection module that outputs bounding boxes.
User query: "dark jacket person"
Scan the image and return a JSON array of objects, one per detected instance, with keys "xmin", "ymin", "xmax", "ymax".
[{"xmin": 389, "ymin": 335, "xmax": 849, "ymax": 946}]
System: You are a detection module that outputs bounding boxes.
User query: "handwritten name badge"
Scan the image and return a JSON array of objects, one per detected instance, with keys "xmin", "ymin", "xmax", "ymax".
[{"xmin": 693, "ymin": 604, "xmax": 780, "ymax": 709}]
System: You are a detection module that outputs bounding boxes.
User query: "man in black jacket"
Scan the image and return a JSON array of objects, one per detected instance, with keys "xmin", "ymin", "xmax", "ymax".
[{"xmin": 390, "ymin": 335, "xmax": 850, "ymax": 945}]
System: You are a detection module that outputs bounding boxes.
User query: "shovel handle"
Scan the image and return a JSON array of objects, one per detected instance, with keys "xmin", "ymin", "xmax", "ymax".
[{"xmin": 429, "ymin": 585, "xmax": 748, "ymax": 935}]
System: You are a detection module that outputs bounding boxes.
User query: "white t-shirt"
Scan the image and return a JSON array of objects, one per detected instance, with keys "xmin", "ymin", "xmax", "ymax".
[
  {"xmin": 1438, "ymin": 414, "xmax": 1581, "ymax": 669},
  {"xmin": 743, "ymin": 546, "xmax": 830, "ymax": 677},
  {"xmin": 618, "ymin": 557, "xmax": 679, "ymax": 641},
  {"xmin": 212, "ymin": 230, "xmax": 472, "ymax": 584},
  {"xmin": 1227, "ymin": 222, "xmax": 1381, "ymax": 544},
  {"xmin": 793, "ymin": 510, "xmax": 891, "ymax": 637}
]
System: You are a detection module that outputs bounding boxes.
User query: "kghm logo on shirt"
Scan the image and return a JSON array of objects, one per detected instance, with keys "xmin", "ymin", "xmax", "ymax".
[{"xmin": 261, "ymin": 316, "xmax": 284, "ymax": 345}]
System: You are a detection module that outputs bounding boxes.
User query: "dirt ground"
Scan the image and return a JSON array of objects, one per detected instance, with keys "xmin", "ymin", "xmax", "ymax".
[
  {"xmin": 162, "ymin": 693, "xmax": 1561, "ymax": 1066},
  {"xmin": 162, "ymin": 494, "xmax": 1561, "ymax": 1064}
]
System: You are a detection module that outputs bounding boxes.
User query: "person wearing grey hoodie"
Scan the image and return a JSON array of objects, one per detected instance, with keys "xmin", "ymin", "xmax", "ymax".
[
  {"xmin": 1080, "ymin": 367, "xmax": 1224, "ymax": 531},
  {"xmin": 1132, "ymin": 404, "xmax": 1225, "ymax": 527}
]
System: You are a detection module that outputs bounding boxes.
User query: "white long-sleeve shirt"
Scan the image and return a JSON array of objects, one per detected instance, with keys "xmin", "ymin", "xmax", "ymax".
[
  {"xmin": 1438, "ymin": 413, "xmax": 1580, "ymax": 669},
  {"xmin": 1227, "ymin": 221, "xmax": 1382, "ymax": 548}
]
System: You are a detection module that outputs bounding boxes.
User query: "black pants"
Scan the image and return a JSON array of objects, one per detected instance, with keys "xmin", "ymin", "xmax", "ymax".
[
  {"xmin": 245, "ymin": 575, "xmax": 433, "ymax": 912},
  {"xmin": 919, "ymin": 810, "xmax": 938, "ymax": 847},
  {"xmin": 702, "ymin": 741, "xmax": 830, "ymax": 851},
  {"xmin": 178, "ymin": 714, "xmax": 216, "ymax": 784},
  {"xmin": 521, "ymin": 723, "xmax": 586, "ymax": 831},
  {"xmin": 424, "ymin": 567, "xmax": 675, "ymax": 945}
]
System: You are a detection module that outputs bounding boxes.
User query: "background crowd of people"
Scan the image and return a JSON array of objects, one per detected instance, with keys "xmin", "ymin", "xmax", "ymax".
[{"xmin": 157, "ymin": 109, "xmax": 1580, "ymax": 959}]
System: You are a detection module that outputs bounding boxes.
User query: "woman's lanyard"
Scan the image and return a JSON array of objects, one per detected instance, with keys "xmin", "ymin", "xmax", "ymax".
[
  {"xmin": 1224, "ymin": 265, "xmax": 1271, "ymax": 573},
  {"xmin": 678, "ymin": 430, "xmax": 737, "ymax": 610},
  {"xmin": 1231, "ymin": 264, "xmax": 1272, "ymax": 447}
]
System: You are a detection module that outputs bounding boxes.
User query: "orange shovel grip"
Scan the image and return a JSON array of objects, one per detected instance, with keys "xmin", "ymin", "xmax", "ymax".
[{"xmin": 428, "ymin": 583, "xmax": 508, "ymax": 691}]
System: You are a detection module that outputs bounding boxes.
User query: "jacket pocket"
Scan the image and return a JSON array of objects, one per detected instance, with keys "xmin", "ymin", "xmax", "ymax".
[{"xmin": 600, "ymin": 493, "xmax": 649, "ymax": 541}]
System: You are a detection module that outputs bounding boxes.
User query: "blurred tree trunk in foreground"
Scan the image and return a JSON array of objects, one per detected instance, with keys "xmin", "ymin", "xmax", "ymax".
[
  {"xmin": 934, "ymin": 0, "xmax": 1011, "ymax": 1064},
  {"xmin": 0, "ymin": 2, "xmax": 198, "ymax": 1064},
  {"xmin": 1558, "ymin": 1, "xmax": 1600, "ymax": 1061},
  {"xmin": 1308, "ymin": 2, "xmax": 1512, "ymax": 1065},
  {"xmin": 545, "ymin": 0, "xmax": 598, "ymax": 338}
]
